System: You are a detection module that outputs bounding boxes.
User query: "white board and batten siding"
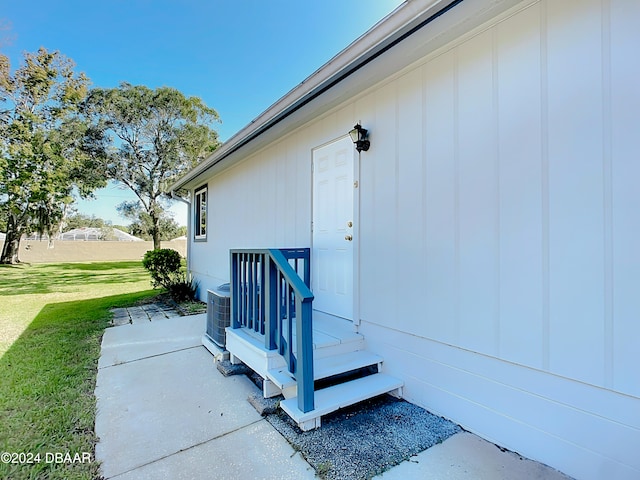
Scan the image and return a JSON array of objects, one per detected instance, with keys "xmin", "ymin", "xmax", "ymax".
[
  {"xmin": 189, "ymin": 135, "xmax": 313, "ymax": 289},
  {"xmin": 190, "ymin": 103, "xmax": 362, "ymax": 291},
  {"xmin": 358, "ymin": 2, "xmax": 640, "ymax": 479},
  {"xmin": 189, "ymin": 1, "xmax": 639, "ymax": 479}
]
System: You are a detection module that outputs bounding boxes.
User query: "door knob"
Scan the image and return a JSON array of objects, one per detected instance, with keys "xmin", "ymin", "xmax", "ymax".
[
  {"xmin": 347, "ymin": 221, "xmax": 353, "ymax": 228},
  {"xmin": 345, "ymin": 235, "xmax": 353, "ymax": 241}
]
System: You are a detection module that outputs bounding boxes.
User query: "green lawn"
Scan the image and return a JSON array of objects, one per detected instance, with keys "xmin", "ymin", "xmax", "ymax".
[{"xmin": 0, "ymin": 261, "xmax": 158, "ymax": 480}]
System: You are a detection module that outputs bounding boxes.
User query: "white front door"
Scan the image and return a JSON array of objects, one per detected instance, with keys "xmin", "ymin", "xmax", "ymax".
[{"xmin": 312, "ymin": 136, "xmax": 355, "ymax": 320}]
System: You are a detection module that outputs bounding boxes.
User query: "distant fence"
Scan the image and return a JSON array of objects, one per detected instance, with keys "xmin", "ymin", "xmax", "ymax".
[{"xmin": 0, "ymin": 239, "xmax": 187, "ymax": 264}]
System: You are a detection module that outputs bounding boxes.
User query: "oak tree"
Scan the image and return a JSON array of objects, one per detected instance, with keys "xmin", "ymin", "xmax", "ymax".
[
  {"xmin": 84, "ymin": 83, "xmax": 220, "ymax": 249},
  {"xmin": 0, "ymin": 48, "xmax": 106, "ymax": 263}
]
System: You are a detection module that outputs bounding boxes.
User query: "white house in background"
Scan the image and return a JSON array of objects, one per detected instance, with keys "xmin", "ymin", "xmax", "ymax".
[
  {"xmin": 170, "ymin": 1, "xmax": 640, "ymax": 478},
  {"xmin": 58, "ymin": 227, "xmax": 143, "ymax": 242}
]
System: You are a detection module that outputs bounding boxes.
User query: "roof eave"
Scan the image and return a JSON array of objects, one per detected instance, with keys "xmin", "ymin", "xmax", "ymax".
[{"xmin": 169, "ymin": 0, "xmax": 460, "ymax": 192}]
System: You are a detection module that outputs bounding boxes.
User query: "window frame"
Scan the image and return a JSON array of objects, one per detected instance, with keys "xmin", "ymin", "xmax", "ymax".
[{"xmin": 194, "ymin": 185, "xmax": 207, "ymax": 241}]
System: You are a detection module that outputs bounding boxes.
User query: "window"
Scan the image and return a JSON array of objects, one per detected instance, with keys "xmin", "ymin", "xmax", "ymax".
[{"xmin": 194, "ymin": 185, "xmax": 207, "ymax": 240}]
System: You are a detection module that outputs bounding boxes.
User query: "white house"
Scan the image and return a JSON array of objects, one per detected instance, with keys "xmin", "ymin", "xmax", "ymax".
[
  {"xmin": 170, "ymin": 1, "xmax": 640, "ymax": 479},
  {"xmin": 58, "ymin": 227, "xmax": 144, "ymax": 242}
]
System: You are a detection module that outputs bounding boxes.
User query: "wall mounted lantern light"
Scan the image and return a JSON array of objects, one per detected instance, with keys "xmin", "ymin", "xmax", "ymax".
[{"xmin": 349, "ymin": 123, "xmax": 370, "ymax": 152}]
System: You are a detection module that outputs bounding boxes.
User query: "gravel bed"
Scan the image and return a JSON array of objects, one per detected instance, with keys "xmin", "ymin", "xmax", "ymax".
[{"xmin": 265, "ymin": 394, "xmax": 461, "ymax": 480}]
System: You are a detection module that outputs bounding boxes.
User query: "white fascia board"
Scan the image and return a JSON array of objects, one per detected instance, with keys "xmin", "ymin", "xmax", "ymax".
[{"xmin": 169, "ymin": 0, "xmax": 458, "ymax": 192}]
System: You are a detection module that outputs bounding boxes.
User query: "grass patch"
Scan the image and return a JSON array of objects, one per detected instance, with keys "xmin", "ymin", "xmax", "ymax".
[
  {"xmin": 0, "ymin": 262, "xmax": 157, "ymax": 480},
  {"xmin": 178, "ymin": 299, "xmax": 207, "ymax": 315},
  {"xmin": 0, "ymin": 261, "xmax": 148, "ymax": 297},
  {"xmin": 160, "ymin": 294, "xmax": 206, "ymax": 316}
]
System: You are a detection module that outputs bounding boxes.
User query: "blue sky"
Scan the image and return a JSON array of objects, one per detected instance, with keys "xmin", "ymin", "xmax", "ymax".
[{"xmin": 1, "ymin": 0, "xmax": 404, "ymax": 226}]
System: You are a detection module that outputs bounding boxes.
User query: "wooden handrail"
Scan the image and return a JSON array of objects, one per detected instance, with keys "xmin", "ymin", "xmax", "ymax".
[{"xmin": 267, "ymin": 249, "xmax": 313, "ymax": 300}]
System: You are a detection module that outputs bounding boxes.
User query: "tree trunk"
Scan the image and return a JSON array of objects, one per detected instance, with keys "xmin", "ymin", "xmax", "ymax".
[
  {"xmin": 1, "ymin": 216, "xmax": 23, "ymax": 264},
  {"xmin": 151, "ymin": 213, "xmax": 161, "ymax": 250}
]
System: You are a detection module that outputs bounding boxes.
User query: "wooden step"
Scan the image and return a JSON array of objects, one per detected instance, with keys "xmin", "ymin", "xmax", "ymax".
[
  {"xmin": 315, "ymin": 350, "xmax": 383, "ymax": 380},
  {"xmin": 265, "ymin": 350, "xmax": 383, "ymax": 396},
  {"xmin": 279, "ymin": 373, "xmax": 404, "ymax": 431},
  {"xmin": 224, "ymin": 311, "xmax": 364, "ymax": 379},
  {"xmin": 286, "ymin": 312, "xmax": 365, "ymax": 359}
]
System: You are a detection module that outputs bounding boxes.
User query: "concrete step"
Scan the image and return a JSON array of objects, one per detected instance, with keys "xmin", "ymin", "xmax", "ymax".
[
  {"xmin": 265, "ymin": 350, "xmax": 383, "ymax": 398},
  {"xmin": 280, "ymin": 373, "xmax": 404, "ymax": 431}
]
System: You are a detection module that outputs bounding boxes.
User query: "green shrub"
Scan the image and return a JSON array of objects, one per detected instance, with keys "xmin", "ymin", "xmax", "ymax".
[
  {"xmin": 168, "ymin": 276, "xmax": 199, "ymax": 302},
  {"xmin": 142, "ymin": 249, "xmax": 198, "ymax": 302},
  {"xmin": 142, "ymin": 249, "xmax": 183, "ymax": 290}
]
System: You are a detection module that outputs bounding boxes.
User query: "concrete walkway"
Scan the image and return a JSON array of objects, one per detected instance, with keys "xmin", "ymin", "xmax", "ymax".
[{"xmin": 95, "ymin": 311, "xmax": 571, "ymax": 480}]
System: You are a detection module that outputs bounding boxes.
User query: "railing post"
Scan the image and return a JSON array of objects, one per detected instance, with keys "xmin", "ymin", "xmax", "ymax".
[
  {"xmin": 264, "ymin": 255, "xmax": 278, "ymax": 350},
  {"xmin": 285, "ymin": 284, "xmax": 293, "ymax": 368},
  {"xmin": 230, "ymin": 251, "xmax": 240, "ymax": 329},
  {"xmin": 303, "ymin": 248, "xmax": 311, "ymax": 288},
  {"xmin": 239, "ymin": 253, "xmax": 245, "ymax": 328},
  {"xmin": 297, "ymin": 297, "xmax": 314, "ymax": 413},
  {"xmin": 259, "ymin": 253, "xmax": 266, "ymax": 336},
  {"xmin": 248, "ymin": 253, "xmax": 255, "ymax": 330}
]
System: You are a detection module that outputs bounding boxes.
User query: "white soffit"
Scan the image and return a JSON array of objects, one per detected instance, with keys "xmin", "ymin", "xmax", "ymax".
[{"xmin": 171, "ymin": 0, "xmax": 523, "ymax": 191}]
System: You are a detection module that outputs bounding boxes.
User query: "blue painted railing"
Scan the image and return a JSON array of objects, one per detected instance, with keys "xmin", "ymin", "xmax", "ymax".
[{"xmin": 230, "ymin": 248, "xmax": 314, "ymax": 413}]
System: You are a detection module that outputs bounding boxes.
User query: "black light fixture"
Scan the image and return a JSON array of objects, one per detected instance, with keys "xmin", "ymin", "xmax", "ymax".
[{"xmin": 349, "ymin": 123, "xmax": 370, "ymax": 152}]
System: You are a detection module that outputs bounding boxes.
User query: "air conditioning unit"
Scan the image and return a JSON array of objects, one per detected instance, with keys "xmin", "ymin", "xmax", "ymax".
[{"xmin": 206, "ymin": 283, "xmax": 231, "ymax": 348}]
